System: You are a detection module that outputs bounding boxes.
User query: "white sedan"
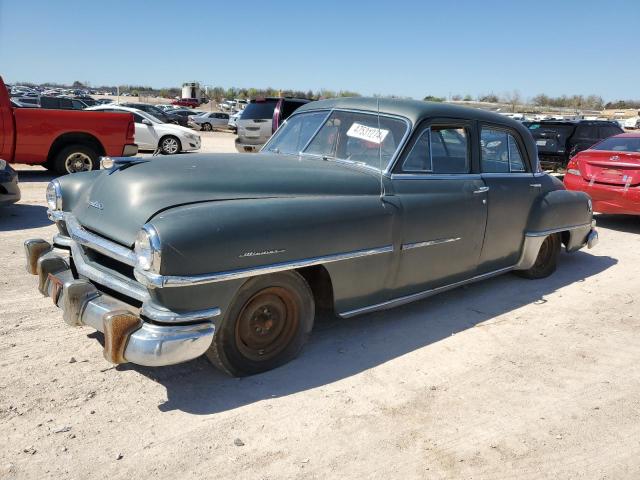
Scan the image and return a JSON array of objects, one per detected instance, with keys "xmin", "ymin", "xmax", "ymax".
[
  {"xmin": 188, "ymin": 111, "xmax": 230, "ymax": 131},
  {"xmin": 85, "ymin": 105, "xmax": 201, "ymax": 154}
]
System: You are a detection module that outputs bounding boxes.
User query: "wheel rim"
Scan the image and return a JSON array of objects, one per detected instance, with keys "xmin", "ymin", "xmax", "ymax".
[
  {"xmin": 203, "ymin": 123, "xmax": 212, "ymax": 131},
  {"xmin": 235, "ymin": 287, "xmax": 299, "ymax": 362},
  {"xmin": 162, "ymin": 137, "xmax": 179, "ymax": 154},
  {"xmin": 64, "ymin": 152, "xmax": 93, "ymax": 173}
]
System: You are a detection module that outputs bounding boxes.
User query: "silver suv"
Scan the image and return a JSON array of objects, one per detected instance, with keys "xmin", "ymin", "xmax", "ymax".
[{"xmin": 235, "ymin": 97, "xmax": 309, "ymax": 152}]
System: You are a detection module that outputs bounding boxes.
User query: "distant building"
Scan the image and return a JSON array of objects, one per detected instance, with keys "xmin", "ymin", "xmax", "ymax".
[{"xmin": 182, "ymin": 82, "xmax": 201, "ymax": 100}]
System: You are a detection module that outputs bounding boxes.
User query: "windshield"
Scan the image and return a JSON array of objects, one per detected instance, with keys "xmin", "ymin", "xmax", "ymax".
[
  {"xmin": 592, "ymin": 136, "xmax": 640, "ymax": 153},
  {"xmin": 137, "ymin": 110, "xmax": 162, "ymax": 124},
  {"xmin": 264, "ymin": 110, "xmax": 409, "ymax": 170}
]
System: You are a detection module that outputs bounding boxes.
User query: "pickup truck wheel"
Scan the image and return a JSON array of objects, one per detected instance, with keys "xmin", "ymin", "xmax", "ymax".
[
  {"xmin": 515, "ymin": 233, "xmax": 561, "ymax": 279},
  {"xmin": 53, "ymin": 145, "xmax": 99, "ymax": 175},
  {"xmin": 206, "ymin": 271, "xmax": 314, "ymax": 376},
  {"xmin": 159, "ymin": 136, "xmax": 181, "ymax": 155},
  {"xmin": 202, "ymin": 122, "xmax": 212, "ymax": 131}
]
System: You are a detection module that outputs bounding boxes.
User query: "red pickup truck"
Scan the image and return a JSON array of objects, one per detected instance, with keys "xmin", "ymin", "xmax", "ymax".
[{"xmin": 0, "ymin": 77, "xmax": 137, "ymax": 175}]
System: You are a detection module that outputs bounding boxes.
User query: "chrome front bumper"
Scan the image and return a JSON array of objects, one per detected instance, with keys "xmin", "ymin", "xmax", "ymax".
[{"xmin": 24, "ymin": 239, "xmax": 216, "ymax": 367}]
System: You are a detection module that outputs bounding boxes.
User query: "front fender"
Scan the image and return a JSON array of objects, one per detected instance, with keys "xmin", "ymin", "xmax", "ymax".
[{"xmin": 150, "ymin": 195, "xmax": 393, "ymax": 277}]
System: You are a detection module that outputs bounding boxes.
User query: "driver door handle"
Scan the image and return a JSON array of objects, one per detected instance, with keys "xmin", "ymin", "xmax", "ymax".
[{"xmin": 473, "ymin": 186, "xmax": 490, "ymax": 194}]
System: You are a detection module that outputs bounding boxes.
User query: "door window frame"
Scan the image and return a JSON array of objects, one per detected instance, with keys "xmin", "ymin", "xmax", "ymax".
[
  {"xmin": 393, "ymin": 118, "xmax": 477, "ymax": 177},
  {"xmin": 478, "ymin": 123, "xmax": 533, "ymax": 175}
]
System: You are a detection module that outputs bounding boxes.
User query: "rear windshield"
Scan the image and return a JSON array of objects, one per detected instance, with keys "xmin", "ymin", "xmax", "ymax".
[
  {"xmin": 242, "ymin": 100, "xmax": 277, "ymax": 120},
  {"xmin": 592, "ymin": 137, "xmax": 640, "ymax": 152}
]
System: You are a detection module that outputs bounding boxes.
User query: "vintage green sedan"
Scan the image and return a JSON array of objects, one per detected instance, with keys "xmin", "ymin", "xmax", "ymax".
[{"xmin": 25, "ymin": 98, "xmax": 598, "ymax": 376}]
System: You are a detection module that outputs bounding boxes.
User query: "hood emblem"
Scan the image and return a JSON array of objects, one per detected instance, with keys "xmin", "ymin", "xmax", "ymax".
[
  {"xmin": 239, "ymin": 249, "xmax": 285, "ymax": 258},
  {"xmin": 88, "ymin": 200, "xmax": 104, "ymax": 210}
]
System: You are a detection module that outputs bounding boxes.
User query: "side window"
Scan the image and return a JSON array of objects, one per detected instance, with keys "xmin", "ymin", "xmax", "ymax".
[
  {"xmin": 402, "ymin": 126, "xmax": 469, "ymax": 174},
  {"xmin": 480, "ymin": 128, "xmax": 527, "ymax": 173},
  {"xmin": 575, "ymin": 125, "xmax": 598, "ymax": 139}
]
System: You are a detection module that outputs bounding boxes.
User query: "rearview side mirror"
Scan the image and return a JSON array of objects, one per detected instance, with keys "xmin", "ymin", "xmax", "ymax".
[{"xmin": 141, "ymin": 119, "xmax": 152, "ymax": 125}]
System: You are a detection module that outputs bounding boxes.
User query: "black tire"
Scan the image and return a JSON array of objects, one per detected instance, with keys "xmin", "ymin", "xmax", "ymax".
[
  {"xmin": 159, "ymin": 135, "xmax": 181, "ymax": 155},
  {"xmin": 52, "ymin": 144, "xmax": 99, "ymax": 175},
  {"xmin": 206, "ymin": 271, "xmax": 315, "ymax": 376},
  {"xmin": 202, "ymin": 122, "xmax": 212, "ymax": 131},
  {"xmin": 515, "ymin": 233, "xmax": 561, "ymax": 279}
]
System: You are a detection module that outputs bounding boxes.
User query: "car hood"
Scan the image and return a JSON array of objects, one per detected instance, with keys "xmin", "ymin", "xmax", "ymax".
[
  {"xmin": 156, "ymin": 123, "xmax": 195, "ymax": 135},
  {"xmin": 71, "ymin": 153, "xmax": 382, "ymax": 246}
]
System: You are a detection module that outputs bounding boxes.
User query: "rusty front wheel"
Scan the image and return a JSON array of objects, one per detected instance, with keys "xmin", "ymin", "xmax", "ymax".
[{"xmin": 206, "ymin": 271, "xmax": 314, "ymax": 376}]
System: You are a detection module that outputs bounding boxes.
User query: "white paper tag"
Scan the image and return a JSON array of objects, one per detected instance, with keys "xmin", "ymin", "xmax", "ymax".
[{"xmin": 346, "ymin": 123, "xmax": 389, "ymax": 144}]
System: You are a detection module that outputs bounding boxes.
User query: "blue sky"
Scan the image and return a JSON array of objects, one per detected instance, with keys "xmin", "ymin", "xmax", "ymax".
[{"xmin": 1, "ymin": 0, "xmax": 638, "ymax": 100}]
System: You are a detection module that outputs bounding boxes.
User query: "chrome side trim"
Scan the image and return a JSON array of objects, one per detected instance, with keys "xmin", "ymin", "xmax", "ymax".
[
  {"xmin": 70, "ymin": 242, "xmax": 149, "ymax": 302},
  {"xmin": 402, "ymin": 237, "xmax": 461, "ymax": 250},
  {"xmin": 135, "ymin": 245, "xmax": 394, "ymax": 288},
  {"xmin": 526, "ymin": 222, "xmax": 591, "ymax": 237},
  {"xmin": 391, "ymin": 173, "xmax": 482, "ymax": 181},
  {"xmin": 141, "ymin": 303, "xmax": 221, "ymax": 323},
  {"xmin": 339, "ymin": 266, "xmax": 514, "ymax": 318},
  {"xmin": 65, "ymin": 214, "xmax": 137, "ymax": 266}
]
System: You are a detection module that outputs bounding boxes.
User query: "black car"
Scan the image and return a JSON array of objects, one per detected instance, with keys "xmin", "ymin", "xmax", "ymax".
[
  {"xmin": 40, "ymin": 96, "xmax": 88, "ymax": 110},
  {"xmin": 120, "ymin": 102, "xmax": 188, "ymax": 127},
  {"xmin": 0, "ymin": 160, "xmax": 20, "ymax": 206},
  {"xmin": 525, "ymin": 120, "xmax": 623, "ymax": 169}
]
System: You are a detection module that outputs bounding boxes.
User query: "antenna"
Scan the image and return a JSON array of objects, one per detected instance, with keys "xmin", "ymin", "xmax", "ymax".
[{"xmin": 377, "ymin": 97, "xmax": 385, "ymax": 199}]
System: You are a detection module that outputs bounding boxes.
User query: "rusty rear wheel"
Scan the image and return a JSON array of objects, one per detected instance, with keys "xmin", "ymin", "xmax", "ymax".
[
  {"xmin": 207, "ymin": 271, "xmax": 314, "ymax": 376},
  {"xmin": 515, "ymin": 233, "xmax": 561, "ymax": 279}
]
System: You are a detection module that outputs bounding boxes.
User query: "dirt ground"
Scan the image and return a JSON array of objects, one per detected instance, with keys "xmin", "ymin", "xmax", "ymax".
[{"xmin": 1, "ymin": 132, "xmax": 639, "ymax": 479}]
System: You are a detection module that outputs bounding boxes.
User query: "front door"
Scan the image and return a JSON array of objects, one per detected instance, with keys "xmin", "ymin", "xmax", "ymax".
[
  {"xmin": 391, "ymin": 121, "xmax": 488, "ymax": 296},
  {"xmin": 477, "ymin": 125, "xmax": 539, "ymax": 272}
]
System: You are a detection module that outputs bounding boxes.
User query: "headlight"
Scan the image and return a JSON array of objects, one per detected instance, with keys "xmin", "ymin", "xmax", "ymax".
[
  {"xmin": 186, "ymin": 133, "xmax": 199, "ymax": 141},
  {"xmin": 0, "ymin": 159, "xmax": 7, "ymax": 170},
  {"xmin": 46, "ymin": 180, "xmax": 63, "ymax": 211},
  {"xmin": 100, "ymin": 156, "xmax": 114, "ymax": 169},
  {"xmin": 134, "ymin": 225, "xmax": 161, "ymax": 272}
]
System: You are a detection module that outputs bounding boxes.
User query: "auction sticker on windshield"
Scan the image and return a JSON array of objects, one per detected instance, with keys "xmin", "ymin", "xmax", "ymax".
[{"xmin": 347, "ymin": 123, "xmax": 389, "ymax": 144}]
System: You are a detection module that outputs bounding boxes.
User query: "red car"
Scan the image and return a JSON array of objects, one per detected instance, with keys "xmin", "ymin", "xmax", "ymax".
[
  {"xmin": 171, "ymin": 98, "xmax": 199, "ymax": 108},
  {"xmin": 564, "ymin": 133, "xmax": 640, "ymax": 215},
  {"xmin": 0, "ymin": 76, "xmax": 137, "ymax": 175}
]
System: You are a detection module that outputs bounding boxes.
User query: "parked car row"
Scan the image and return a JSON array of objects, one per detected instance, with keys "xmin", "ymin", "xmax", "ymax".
[{"xmin": 86, "ymin": 105, "xmax": 201, "ymax": 154}]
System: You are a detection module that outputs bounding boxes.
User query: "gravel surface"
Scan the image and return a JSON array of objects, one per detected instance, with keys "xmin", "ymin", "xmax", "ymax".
[{"xmin": 1, "ymin": 132, "xmax": 639, "ymax": 479}]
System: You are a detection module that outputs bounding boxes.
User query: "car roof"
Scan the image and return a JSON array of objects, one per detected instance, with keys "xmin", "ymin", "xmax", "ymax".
[
  {"xmin": 611, "ymin": 132, "xmax": 640, "ymax": 138},
  {"xmin": 296, "ymin": 97, "xmax": 524, "ymax": 128}
]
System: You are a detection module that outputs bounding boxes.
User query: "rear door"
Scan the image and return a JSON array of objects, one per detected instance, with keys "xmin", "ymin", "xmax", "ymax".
[
  {"xmin": 392, "ymin": 120, "xmax": 488, "ymax": 295},
  {"xmin": 478, "ymin": 125, "xmax": 539, "ymax": 272}
]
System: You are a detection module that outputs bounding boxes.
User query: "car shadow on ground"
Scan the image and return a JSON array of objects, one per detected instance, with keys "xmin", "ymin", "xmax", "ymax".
[
  {"xmin": 116, "ymin": 251, "xmax": 617, "ymax": 415},
  {"xmin": 13, "ymin": 168, "xmax": 56, "ymax": 183},
  {"xmin": 0, "ymin": 203, "xmax": 50, "ymax": 231},
  {"xmin": 594, "ymin": 214, "xmax": 640, "ymax": 234}
]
